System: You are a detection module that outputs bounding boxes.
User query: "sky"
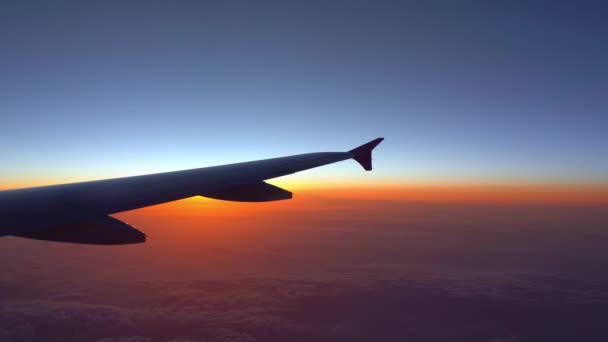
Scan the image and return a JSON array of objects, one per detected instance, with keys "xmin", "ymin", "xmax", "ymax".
[{"xmin": 1, "ymin": 1, "xmax": 607, "ymax": 189}]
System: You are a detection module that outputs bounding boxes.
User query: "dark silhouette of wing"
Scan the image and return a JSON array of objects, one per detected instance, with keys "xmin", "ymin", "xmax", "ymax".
[{"xmin": 0, "ymin": 138, "xmax": 383, "ymax": 244}]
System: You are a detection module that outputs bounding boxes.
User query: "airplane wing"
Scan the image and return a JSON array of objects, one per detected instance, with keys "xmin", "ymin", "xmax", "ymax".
[{"xmin": 0, "ymin": 138, "xmax": 383, "ymax": 245}]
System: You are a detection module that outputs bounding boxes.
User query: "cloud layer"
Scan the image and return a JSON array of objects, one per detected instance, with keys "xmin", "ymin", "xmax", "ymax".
[{"xmin": 1, "ymin": 196, "xmax": 607, "ymax": 341}]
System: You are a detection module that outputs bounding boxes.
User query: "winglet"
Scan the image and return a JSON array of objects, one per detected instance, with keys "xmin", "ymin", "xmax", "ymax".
[{"xmin": 348, "ymin": 137, "xmax": 384, "ymax": 171}]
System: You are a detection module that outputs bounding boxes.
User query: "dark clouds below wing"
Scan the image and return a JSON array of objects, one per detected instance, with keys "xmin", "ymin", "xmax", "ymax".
[
  {"xmin": 1, "ymin": 199, "xmax": 607, "ymax": 341},
  {"xmin": 2, "ymin": 278, "xmax": 608, "ymax": 342}
]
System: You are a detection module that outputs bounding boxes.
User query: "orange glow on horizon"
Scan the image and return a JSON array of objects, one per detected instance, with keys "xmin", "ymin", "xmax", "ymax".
[
  {"xmin": 269, "ymin": 182, "xmax": 608, "ymax": 206},
  {"xmin": 1, "ymin": 181, "xmax": 607, "ymax": 206}
]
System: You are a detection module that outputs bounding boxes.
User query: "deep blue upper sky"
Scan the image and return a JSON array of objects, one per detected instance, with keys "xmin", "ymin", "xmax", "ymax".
[{"xmin": 1, "ymin": 2, "xmax": 606, "ymax": 185}]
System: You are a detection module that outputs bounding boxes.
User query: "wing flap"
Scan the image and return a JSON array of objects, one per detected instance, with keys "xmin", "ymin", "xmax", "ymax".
[
  {"xmin": 200, "ymin": 182, "xmax": 292, "ymax": 202},
  {"xmin": 12, "ymin": 216, "xmax": 146, "ymax": 245}
]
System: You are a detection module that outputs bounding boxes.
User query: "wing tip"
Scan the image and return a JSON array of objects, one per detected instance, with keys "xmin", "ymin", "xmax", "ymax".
[{"xmin": 349, "ymin": 137, "xmax": 384, "ymax": 171}]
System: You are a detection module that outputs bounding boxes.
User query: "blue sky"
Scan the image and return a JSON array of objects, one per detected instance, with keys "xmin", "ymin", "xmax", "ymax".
[{"xmin": 1, "ymin": 2, "xmax": 606, "ymax": 185}]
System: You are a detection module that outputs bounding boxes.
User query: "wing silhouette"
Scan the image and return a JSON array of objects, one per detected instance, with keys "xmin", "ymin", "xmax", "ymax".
[{"xmin": 0, "ymin": 138, "xmax": 383, "ymax": 244}]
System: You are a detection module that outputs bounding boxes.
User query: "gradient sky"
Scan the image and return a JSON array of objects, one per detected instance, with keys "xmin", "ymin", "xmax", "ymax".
[{"xmin": 1, "ymin": 1, "xmax": 607, "ymax": 187}]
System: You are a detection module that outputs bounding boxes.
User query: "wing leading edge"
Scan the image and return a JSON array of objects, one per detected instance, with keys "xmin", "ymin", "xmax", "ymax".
[{"xmin": 1, "ymin": 138, "xmax": 384, "ymax": 244}]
